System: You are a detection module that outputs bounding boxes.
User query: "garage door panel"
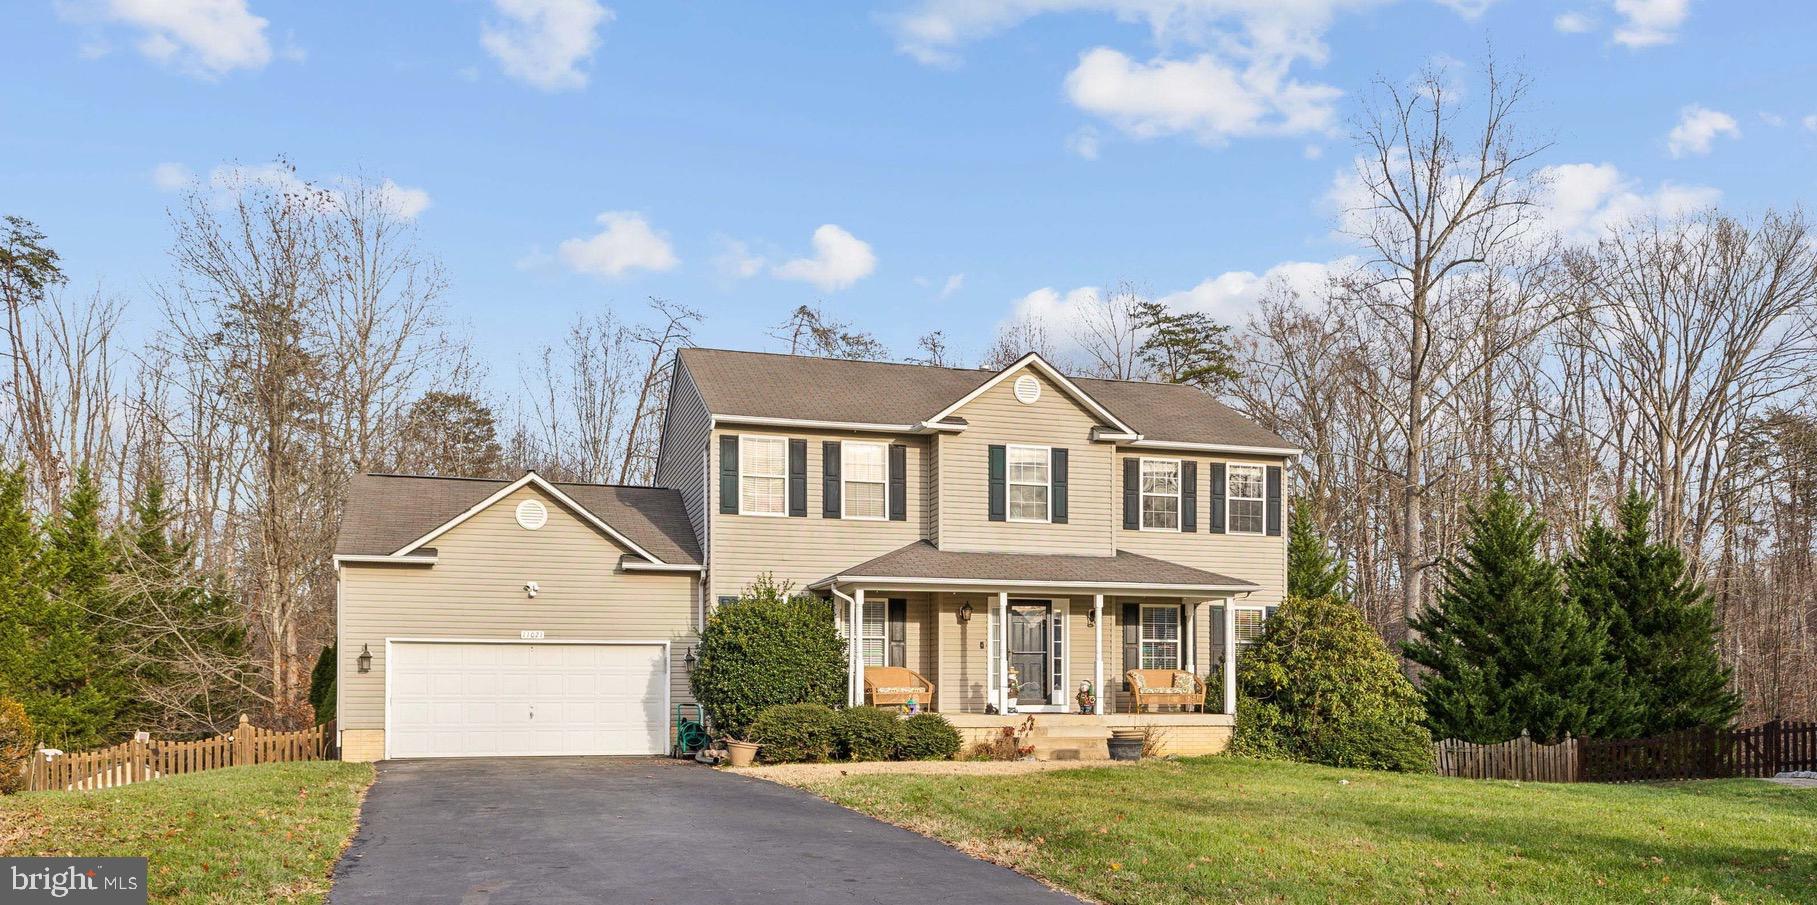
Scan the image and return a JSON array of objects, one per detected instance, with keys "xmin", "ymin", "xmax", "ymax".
[{"xmin": 389, "ymin": 642, "xmax": 668, "ymax": 758}]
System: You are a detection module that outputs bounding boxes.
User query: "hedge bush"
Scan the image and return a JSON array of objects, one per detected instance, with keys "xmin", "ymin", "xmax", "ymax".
[
  {"xmin": 898, "ymin": 713, "xmax": 961, "ymax": 760},
  {"xmin": 1230, "ymin": 595, "xmax": 1434, "ymax": 773},
  {"xmin": 836, "ymin": 706, "xmax": 904, "ymax": 761},
  {"xmin": 0, "ymin": 697, "xmax": 32, "ymax": 795},
  {"xmin": 690, "ymin": 575, "xmax": 847, "ymax": 740},
  {"xmin": 749, "ymin": 703, "xmax": 839, "ymax": 763}
]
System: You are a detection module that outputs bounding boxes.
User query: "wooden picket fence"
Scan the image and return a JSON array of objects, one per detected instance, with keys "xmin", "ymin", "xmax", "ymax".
[
  {"xmin": 1434, "ymin": 732, "xmax": 1579, "ymax": 782},
  {"xmin": 25, "ymin": 715, "xmax": 335, "ymax": 792}
]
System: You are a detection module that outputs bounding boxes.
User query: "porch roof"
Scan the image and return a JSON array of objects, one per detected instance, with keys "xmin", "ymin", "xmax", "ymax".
[{"xmin": 808, "ymin": 540, "xmax": 1257, "ymax": 594}]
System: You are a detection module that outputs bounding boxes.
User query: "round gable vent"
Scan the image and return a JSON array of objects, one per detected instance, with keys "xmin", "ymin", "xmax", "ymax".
[
  {"xmin": 515, "ymin": 499, "xmax": 549, "ymax": 531},
  {"xmin": 1014, "ymin": 374, "xmax": 1042, "ymax": 405}
]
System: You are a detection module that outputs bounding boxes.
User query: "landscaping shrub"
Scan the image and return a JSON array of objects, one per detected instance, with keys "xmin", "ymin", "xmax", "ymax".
[
  {"xmin": 308, "ymin": 643, "xmax": 336, "ymax": 725},
  {"xmin": 1230, "ymin": 595, "xmax": 1433, "ymax": 772},
  {"xmin": 749, "ymin": 703, "xmax": 839, "ymax": 763},
  {"xmin": 897, "ymin": 713, "xmax": 961, "ymax": 760},
  {"xmin": 0, "ymin": 696, "xmax": 33, "ymax": 794},
  {"xmin": 835, "ymin": 706, "xmax": 904, "ymax": 761},
  {"xmin": 690, "ymin": 574, "xmax": 847, "ymax": 740}
]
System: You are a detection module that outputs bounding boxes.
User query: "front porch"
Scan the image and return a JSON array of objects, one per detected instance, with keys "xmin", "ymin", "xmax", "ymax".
[{"xmin": 944, "ymin": 712, "xmax": 1235, "ymax": 758}]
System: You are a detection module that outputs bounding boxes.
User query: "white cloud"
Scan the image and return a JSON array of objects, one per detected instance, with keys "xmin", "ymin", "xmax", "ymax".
[
  {"xmin": 1063, "ymin": 46, "xmax": 1342, "ymax": 145},
  {"xmin": 557, "ymin": 211, "xmax": 678, "ymax": 279},
  {"xmin": 62, "ymin": 0, "xmax": 275, "ymax": 77},
  {"xmin": 1433, "ymin": 0, "xmax": 1498, "ymax": 16},
  {"xmin": 204, "ymin": 163, "xmax": 433, "ymax": 221},
  {"xmin": 1612, "ymin": 0, "xmax": 1690, "ymax": 48},
  {"xmin": 1553, "ymin": 11, "xmax": 1595, "ymax": 33},
  {"xmin": 482, "ymin": 0, "xmax": 611, "ymax": 92},
  {"xmin": 1157, "ymin": 258, "xmax": 1354, "ymax": 322},
  {"xmin": 1666, "ymin": 105, "xmax": 1738, "ymax": 158},
  {"xmin": 1759, "ymin": 111, "xmax": 1786, "ymax": 128},
  {"xmin": 150, "ymin": 161, "xmax": 193, "ymax": 191},
  {"xmin": 713, "ymin": 238, "xmax": 766, "ymax": 279},
  {"xmin": 375, "ymin": 179, "xmax": 432, "ymax": 220},
  {"xmin": 1535, "ymin": 162, "xmax": 1720, "ymax": 241},
  {"xmin": 772, "ymin": 224, "xmax": 877, "ymax": 291},
  {"xmin": 1803, "ymin": 114, "xmax": 1817, "ymax": 132},
  {"xmin": 937, "ymin": 273, "xmax": 965, "ymax": 299},
  {"xmin": 1067, "ymin": 126, "xmax": 1102, "ymax": 160}
]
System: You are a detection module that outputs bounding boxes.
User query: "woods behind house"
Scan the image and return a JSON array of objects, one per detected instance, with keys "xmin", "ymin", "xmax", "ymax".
[{"xmin": 0, "ymin": 61, "xmax": 1813, "ymax": 747}]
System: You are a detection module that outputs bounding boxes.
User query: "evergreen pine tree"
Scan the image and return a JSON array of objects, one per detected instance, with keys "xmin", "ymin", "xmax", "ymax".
[
  {"xmin": 0, "ymin": 467, "xmax": 48, "ymax": 735},
  {"xmin": 1287, "ymin": 500, "xmax": 1347, "ymax": 599},
  {"xmin": 33, "ymin": 467, "xmax": 132, "ymax": 747},
  {"xmin": 1404, "ymin": 481, "xmax": 1630, "ymax": 743},
  {"xmin": 1565, "ymin": 490, "xmax": 1740, "ymax": 736}
]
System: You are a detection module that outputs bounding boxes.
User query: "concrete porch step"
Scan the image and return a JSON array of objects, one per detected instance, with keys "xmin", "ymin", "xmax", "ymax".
[
  {"xmin": 1026, "ymin": 737, "xmax": 1111, "ymax": 761},
  {"xmin": 1028, "ymin": 724, "xmax": 1112, "ymax": 740}
]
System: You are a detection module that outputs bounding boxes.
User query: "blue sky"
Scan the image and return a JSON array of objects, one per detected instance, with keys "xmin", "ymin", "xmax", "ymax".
[{"xmin": 5, "ymin": 1, "xmax": 1815, "ymax": 382}]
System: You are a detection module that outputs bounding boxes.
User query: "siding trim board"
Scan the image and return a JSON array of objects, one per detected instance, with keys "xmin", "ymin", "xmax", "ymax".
[{"xmin": 394, "ymin": 471, "xmax": 670, "ymax": 565}]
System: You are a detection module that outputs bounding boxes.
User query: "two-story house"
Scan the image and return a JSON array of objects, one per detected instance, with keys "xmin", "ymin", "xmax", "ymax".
[{"xmin": 331, "ymin": 349, "xmax": 1296, "ymax": 761}]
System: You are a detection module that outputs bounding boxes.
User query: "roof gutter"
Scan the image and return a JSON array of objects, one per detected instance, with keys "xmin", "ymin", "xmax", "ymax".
[
  {"xmin": 807, "ymin": 574, "xmax": 1257, "ymax": 594},
  {"xmin": 620, "ymin": 561, "xmax": 705, "ymax": 574},
  {"xmin": 332, "ymin": 553, "xmax": 438, "ymax": 568},
  {"xmin": 1121, "ymin": 439, "xmax": 1304, "ymax": 456},
  {"xmin": 712, "ymin": 414, "xmax": 965, "ymax": 435}
]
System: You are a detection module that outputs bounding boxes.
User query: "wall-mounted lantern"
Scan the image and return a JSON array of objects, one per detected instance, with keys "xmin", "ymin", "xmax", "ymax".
[
  {"xmin": 957, "ymin": 602, "xmax": 973, "ymax": 623},
  {"xmin": 683, "ymin": 646, "xmax": 696, "ymax": 668},
  {"xmin": 357, "ymin": 644, "xmax": 373, "ymax": 673}
]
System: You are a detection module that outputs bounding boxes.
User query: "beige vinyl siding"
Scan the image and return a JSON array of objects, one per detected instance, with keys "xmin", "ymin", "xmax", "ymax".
[
  {"xmin": 655, "ymin": 361, "xmax": 712, "ymax": 545},
  {"xmin": 1115, "ymin": 450, "xmax": 1288, "ymax": 612},
  {"xmin": 937, "ymin": 366, "xmax": 1115, "ymax": 556},
  {"xmin": 708, "ymin": 428, "xmax": 930, "ymax": 599},
  {"xmin": 925, "ymin": 594, "xmax": 1156, "ymax": 713},
  {"xmin": 336, "ymin": 484, "xmax": 698, "ymax": 737}
]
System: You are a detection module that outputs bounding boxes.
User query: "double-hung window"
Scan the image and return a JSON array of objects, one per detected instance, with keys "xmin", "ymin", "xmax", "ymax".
[
  {"xmin": 1139, "ymin": 605, "xmax": 1181, "ymax": 669},
  {"xmin": 1140, "ymin": 458, "xmax": 1182, "ymax": 531},
  {"xmin": 1007, "ymin": 445, "xmax": 1050, "ymax": 522},
  {"xmin": 861, "ymin": 599, "xmax": 887, "ymax": 666},
  {"xmin": 739, "ymin": 436, "xmax": 787, "ymax": 516},
  {"xmin": 1227, "ymin": 464, "xmax": 1266, "ymax": 534},
  {"xmin": 843, "ymin": 441, "xmax": 887, "ymax": 520},
  {"xmin": 1233, "ymin": 606, "xmax": 1267, "ymax": 644}
]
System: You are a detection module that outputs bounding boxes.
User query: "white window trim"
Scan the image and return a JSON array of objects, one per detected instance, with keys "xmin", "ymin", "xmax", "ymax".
[
  {"xmin": 861, "ymin": 599, "xmax": 888, "ymax": 667},
  {"xmin": 1138, "ymin": 457, "xmax": 1184, "ymax": 533},
  {"xmin": 1138, "ymin": 603, "xmax": 1183, "ymax": 670},
  {"xmin": 1226, "ymin": 462, "xmax": 1267, "ymax": 535},
  {"xmin": 841, "ymin": 440, "xmax": 889, "ymax": 522},
  {"xmin": 1233, "ymin": 605, "xmax": 1268, "ymax": 644},
  {"xmin": 1006, "ymin": 444, "xmax": 1052, "ymax": 524},
  {"xmin": 738, "ymin": 435, "xmax": 789, "ymax": 517}
]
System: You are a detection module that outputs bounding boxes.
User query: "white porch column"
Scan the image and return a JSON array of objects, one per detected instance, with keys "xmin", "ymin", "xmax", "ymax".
[
  {"xmin": 1184, "ymin": 600, "xmax": 1196, "ymax": 675},
  {"xmin": 1222, "ymin": 599, "xmax": 1238, "ymax": 715},
  {"xmin": 853, "ymin": 588, "xmax": 867, "ymax": 707},
  {"xmin": 1092, "ymin": 594, "xmax": 1105, "ymax": 715},
  {"xmin": 997, "ymin": 591, "xmax": 1010, "ymax": 709}
]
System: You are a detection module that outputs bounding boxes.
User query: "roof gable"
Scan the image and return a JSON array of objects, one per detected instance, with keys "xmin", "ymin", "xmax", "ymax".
[{"xmin": 928, "ymin": 353, "xmax": 1135, "ymax": 435}]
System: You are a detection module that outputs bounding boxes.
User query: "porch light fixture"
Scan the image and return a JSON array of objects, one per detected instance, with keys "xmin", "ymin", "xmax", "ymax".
[
  {"xmin": 956, "ymin": 602, "xmax": 973, "ymax": 623},
  {"xmin": 683, "ymin": 646, "xmax": 696, "ymax": 668},
  {"xmin": 1086, "ymin": 607, "xmax": 1096, "ymax": 628},
  {"xmin": 356, "ymin": 644, "xmax": 372, "ymax": 674}
]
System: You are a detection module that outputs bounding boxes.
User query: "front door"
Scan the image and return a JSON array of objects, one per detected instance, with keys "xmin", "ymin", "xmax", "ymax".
[{"xmin": 1007, "ymin": 602, "xmax": 1051, "ymax": 707}]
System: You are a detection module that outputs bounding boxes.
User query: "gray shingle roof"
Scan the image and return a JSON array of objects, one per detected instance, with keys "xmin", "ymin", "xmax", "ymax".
[
  {"xmin": 677, "ymin": 347, "xmax": 1292, "ymax": 448},
  {"xmin": 336, "ymin": 473, "xmax": 702, "ymax": 565},
  {"xmin": 815, "ymin": 540, "xmax": 1256, "ymax": 591}
]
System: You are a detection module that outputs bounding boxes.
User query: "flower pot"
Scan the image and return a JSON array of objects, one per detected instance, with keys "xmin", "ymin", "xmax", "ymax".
[
  {"xmin": 724, "ymin": 740, "xmax": 760, "ymax": 767},
  {"xmin": 1107, "ymin": 734, "xmax": 1142, "ymax": 761}
]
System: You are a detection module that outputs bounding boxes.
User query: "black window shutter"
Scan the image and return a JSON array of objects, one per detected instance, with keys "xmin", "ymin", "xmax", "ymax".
[
  {"xmin": 1209, "ymin": 604, "xmax": 1227, "ymax": 652},
  {"xmin": 1181, "ymin": 461, "xmax": 1198, "ymax": 532},
  {"xmin": 1051, "ymin": 448, "xmax": 1068, "ymax": 524},
  {"xmin": 822, "ymin": 441, "xmax": 842, "ymax": 518},
  {"xmin": 1266, "ymin": 465, "xmax": 1284, "ymax": 536},
  {"xmin": 987, "ymin": 445, "xmax": 1006, "ymax": 522},
  {"xmin": 1122, "ymin": 603, "xmax": 1141, "ymax": 688},
  {"xmin": 1122, "ymin": 458, "xmax": 1140, "ymax": 529},
  {"xmin": 887, "ymin": 598, "xmax": 907, "ymax": 667},
  {"xmin": 718, "ymin": 435, "xmax": 739, "ymax": 514},
  {"xmin": 1208, "ymin": 462, "xmax": 1227, "ymax": 533},
  {"xmin": 787, "ymin": 439, "xmax": 807, "ymax": 517},
  {"xmin": 1264, "ymin": 606, "xmax": 1279, "ymax": 622},
  {"xmin": 888, "ymin": 444, "xmax": 907, "ymax": 521}
]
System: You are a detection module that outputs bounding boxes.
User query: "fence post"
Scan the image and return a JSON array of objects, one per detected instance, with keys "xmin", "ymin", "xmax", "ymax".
[
  {"xmin": 1766, "ymin": 718, "xmax": 1782, "ymax": 777},
  {"xmin": 233, "ymin": 713, "xmax": 253, "ymax": 766}
]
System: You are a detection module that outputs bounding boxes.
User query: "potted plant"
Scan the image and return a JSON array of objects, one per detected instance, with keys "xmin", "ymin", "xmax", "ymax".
[{"xmin": 723, "ymin": 737, "xmax": 761, "ymax": 767}]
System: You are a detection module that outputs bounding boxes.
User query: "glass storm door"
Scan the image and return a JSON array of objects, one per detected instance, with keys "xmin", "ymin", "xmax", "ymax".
[{"xmin": 1007, "ymin": 602, "xmax": 1051, "ymax": 707}]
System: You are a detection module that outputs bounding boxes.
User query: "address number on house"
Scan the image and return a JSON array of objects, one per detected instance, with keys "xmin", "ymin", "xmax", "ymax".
[{"xmin": 520, "ymin": 630, "xmax": 545, "ymax": 640}]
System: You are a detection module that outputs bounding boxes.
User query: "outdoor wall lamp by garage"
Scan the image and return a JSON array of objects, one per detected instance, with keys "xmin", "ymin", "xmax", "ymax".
[
  {"xmin": 957, "ymin": 601, "xmax": 973, "ymax": 623},
  {"xmin": 357, "ymin": 644, "xmax": 372, "ymax": 673}
]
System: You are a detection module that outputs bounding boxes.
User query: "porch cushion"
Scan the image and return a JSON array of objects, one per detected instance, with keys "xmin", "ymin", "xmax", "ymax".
[
  {"xmin": 873, "ymin": 686, "xmax": 925, "ymax": 694},
  {"xmin": 1173, "ymin": 672, "xmax": 1196, "ymax": 693}
]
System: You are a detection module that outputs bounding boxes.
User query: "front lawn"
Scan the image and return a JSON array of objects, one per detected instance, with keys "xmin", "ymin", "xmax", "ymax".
[
  {"xmin": 0, "ymin": 761, "xmax": 374, "ymax": 904},
  {"xmin": 789, "ymin": 756, "xmax": 1817, "ymax": 904}
]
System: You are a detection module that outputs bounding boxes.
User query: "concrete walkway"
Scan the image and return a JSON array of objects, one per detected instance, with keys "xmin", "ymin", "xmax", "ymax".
[{"xmin": 330, "ymin": 757, "xmax": 1082, "ymax": 905}]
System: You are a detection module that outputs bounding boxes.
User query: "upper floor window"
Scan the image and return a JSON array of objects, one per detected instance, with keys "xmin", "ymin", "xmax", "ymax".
[
  {"xmin": 1140, "ymin": 459, "xmax": 1182, "ymax": 531},
  {"xmin": 1139, "ymin": 605, "xmax": 1181, "ymax": 669},
  {"xmin": 739, "ymin": 436, "xmax": 787, "ymax": 516},
  {"xmin": 843, "ymin": 441, "xmax": 888, "ymax": 520},
  {"xmin": 1007, "ymin": 445, "xmax": 1050, "ymax": 522},
  {"xmin": 1227, "ymin": 464, "xmax": 1266, "ymax": 534}
]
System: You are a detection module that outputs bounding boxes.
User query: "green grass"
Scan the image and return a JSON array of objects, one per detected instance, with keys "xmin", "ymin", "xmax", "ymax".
[
  {"xmin": 793, "ymin": 757, "xmax": 1817, "ymax": 904},
  {"xmin": 1, "ymin": 761, "xmax": 374, "ymax": 904}
]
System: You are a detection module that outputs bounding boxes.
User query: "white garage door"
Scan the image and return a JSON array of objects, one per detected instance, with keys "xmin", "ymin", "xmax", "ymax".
[{"xmin": 388, "ymin": 641, "xmax": 668, "ymax": 758}]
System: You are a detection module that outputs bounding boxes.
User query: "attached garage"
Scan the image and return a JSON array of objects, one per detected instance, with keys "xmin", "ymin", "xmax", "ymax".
[{"xmin": 387, "ymin": 641, "xmax": 670, "ymax": 758}]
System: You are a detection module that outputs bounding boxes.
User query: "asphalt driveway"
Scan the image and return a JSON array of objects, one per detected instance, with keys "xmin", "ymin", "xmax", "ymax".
[{"xmin": 330, "ymin": 757, "xmax": 1081, "ymax": 905}]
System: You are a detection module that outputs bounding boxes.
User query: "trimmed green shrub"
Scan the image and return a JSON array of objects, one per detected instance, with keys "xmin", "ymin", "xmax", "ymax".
[
  {"xmin": 836, "ymin": 706, "xmax": 905, "ymax": 762},
  {"xmin": 689, "ymin": 575, "xmax": 847, "ymax": 740},
  {"xmin": 898, "ymin": 713, "xmax": 961, "ymax": 760},
  {"xmin": 1231, "ymin": 595, "xmax": 1433, "ymax": 773},
  {"xmin": 308, "ymin": 643, "xmax": 336, "ymax": 725},
  {"xmin": 749, "ymin": 703, "xmax": 839, "ymax": 763},
  {"xmin": 0, "ymin": 696, "xmax": 32, "ymax": 794}
]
